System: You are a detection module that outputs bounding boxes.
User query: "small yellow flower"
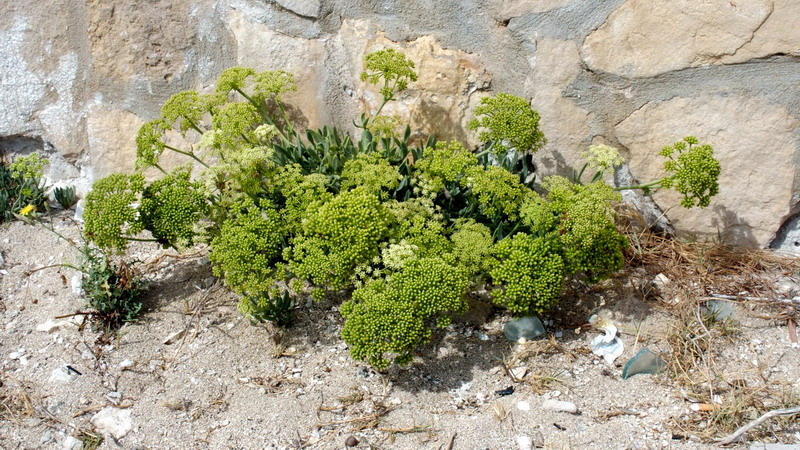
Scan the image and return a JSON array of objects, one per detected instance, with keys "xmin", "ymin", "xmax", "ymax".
[{"xmin": 19, "ymin": 204, "xmax": 36, "ymax": 216}]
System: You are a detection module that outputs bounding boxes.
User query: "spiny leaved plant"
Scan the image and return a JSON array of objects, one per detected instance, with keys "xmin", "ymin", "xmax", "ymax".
[
  {"xmin": 16, "ymin": 207, "xmax": 146, "ymax": 330},
  {"xmin": 82, "ymin": 49, "xmax": 722, "ymax": 368}
]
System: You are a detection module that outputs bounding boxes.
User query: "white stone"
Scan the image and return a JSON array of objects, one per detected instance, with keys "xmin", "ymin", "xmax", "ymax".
[
  {"xmin": 62, "ymin": 436, "xmax": 83, "ymax": 450},
  {"xmin": 119, "ymin": 359, "xmax": 134, "ymax": 368},
  {"xmin": 510, "ymin": 366, "xmax": 529, "ymax": 380},
  {"xmin": 49, "ymin": 366, "xmax": 77, "ymax": 383},
  {"xmin": 37, "ymin": 319, "xmax": 74, "ymax": 333},
  {"xmin": 542, "ymin": 399, "xmax": 579, "ymax": 414},
  {"xmin": 653, "ymin": 273, "xmax": 671, "ymax": 290},
  {"xmin": 516, "ymin": 401, "xmax": 531, "ymax": 411},
  {"xmin": 91, "ymin": 407, "xmax": 133, "ymax": 439},
  {"xmin": 516, "ymin": 434, "xmax": 533, "ymax": 450},
  {"xmin": 71, "ymin": 274, "xmax": 83, "ymax": 295}
]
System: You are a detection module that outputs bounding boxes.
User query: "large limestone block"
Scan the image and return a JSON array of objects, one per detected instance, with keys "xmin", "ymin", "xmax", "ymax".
[
  {"xmin": 718, "ymin": 0, "xmax": 800, "ymax": 64},
  {"xmin": 582, "ymin": 0, "xmax": 773, "ymax": 77},
  {"xmin": 226, "ymin": 9, "xmax": 326, "ymax": 129},
  {"xmin": 85, "ymin": 107, "xmax": 143, "ymax": 180},
  {"xmin": 339, "ymin": 20, "xmax": 492, "ymax": 145},
  {"xmin": 616, "ymin": 96, "xmax": 798, "ymax": 247},
  {"xmin": 86, "ymin": 0, "xmax": 196, "ymax": 82},
  {"xmin": 527, "ymin": 39, "xmax": 591, "ymax": 176}
]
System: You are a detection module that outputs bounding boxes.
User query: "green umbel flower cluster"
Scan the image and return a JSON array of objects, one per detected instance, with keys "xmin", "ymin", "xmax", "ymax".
[
  {"xmin": 252, "ymin": 70, "xmax": 297, "ymax": 104},
  {"xmin": 380, "ymin": 240, "xmax": 419, "ymax": 271},
  {"xmin": 464, "ymin": 165, "xmax": 533, "ymax": 220},
  {"xmin": 467, "ymin": 93, "xmax": 546, "ymax": 154},
  {"xmin": 366, "ymin": 114, "xmax": 402, "ymax": 139},
  {"xmin": 450, "ymin": 220, "xmax": 493, "ymax": 275},
  {"xmin": 360, "ymin": 48, "xmax": 418, "ymax": 100},
  {"xmin": 135, "ymin": 119, "xmax": 170, "ymax": 170},
  {"xmin": 489, "ymin": 233, "xmax": 564, "ymax": 315},
  {"xmin": 161, "ymin": 91, "xmax": 205, "ymax": 133},
  {"xmin": 341, "ymin": 256, "xmax": 468, "ymax": 370},
  {"xmin": 537, "ymin": 176, "xmax": 627, "ymax": 281},
  {"xmin": 583, "ymin": 144, "xmax": 624, "ymax": 173},
  {"xmin": 139, "ymin": 167, "xmax": 209, "ymax": 249},
  {"xmin": 273, "ymin": 167, "xmax": 332, "ymax": 234},
  {"xmin": 212, "ymin": 102, "xmax": 261, "ymax": 149},
  {"xmin": 416, "ymin": 140, "xmax": 477, "ymax": 191},
  {"xmin": 84, "ymin": 173, "xmax": 145, "ymax": 252},
  {"xmin": 659, "ymin": 136, "xmax": 720, "ymax": 208},
  {"xmin": 215, "ymin": 67, "xmax": 256, "ymax": 94},
  {"xmin": 209, "ymin": 203, "xmax": 285, "ymax": 295},
  {"xmin": 287, "ymin": 188, "xmax": 390, "ymax": 288},
  {"xmin": 341, "ymin": 154, "xmax": 402, "ymax": 196},
  {"xmin": 9, "ymin": 153, "xmax": 48, "ymax": 180}
]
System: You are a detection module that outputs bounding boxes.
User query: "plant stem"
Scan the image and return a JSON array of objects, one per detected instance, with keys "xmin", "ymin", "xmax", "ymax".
[
  {"xmin": 185, "ymin": 118, "xmax": 204, "ymax": 135},
  {"xmin": 615, "ymin": 178, "xmax": 664, "ymax": 191},
  {"xmin": 164, "ymin": 145, "xmax": 210, "ymax": 168},
  {"xmin": 122, "ymin": 236, "xmax": 160, "ymax": 243}
]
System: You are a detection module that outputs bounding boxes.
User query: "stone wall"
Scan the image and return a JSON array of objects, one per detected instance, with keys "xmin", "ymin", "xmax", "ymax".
[{"xmin": 1, "ymin": 0, "xmax": 798, "ymax": 251}]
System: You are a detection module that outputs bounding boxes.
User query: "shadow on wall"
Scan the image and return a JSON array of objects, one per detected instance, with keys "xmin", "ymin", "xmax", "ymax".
[
  {"xmin": 411, "ymin": 98, "xmax": 468, "ymax": 145},
  {"xmin": 710, "ymin": 204, "xmax": 757, "ymax": 247},
  {"xmin": 531, "ymin": 147, "xmax": 571, "ymax": 179},
  {"xmin": 271, "ymin": 103, "xmax": 309, "ymax": 133},
  {"xmin": 770, "ymin": 213, "xmax": 800, "ymax": 254},
  {"xmin": 0, "ymin": 135, "xmax": 48, "ymax": 159}
]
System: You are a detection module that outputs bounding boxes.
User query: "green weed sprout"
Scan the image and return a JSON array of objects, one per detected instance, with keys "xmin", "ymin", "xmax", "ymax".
[
  {"xmin": 468, "ymin": 93, "xmax": 546, "ymax": 155},
  {"xmin": 54, "ymin": 185, "xmax": 78, "ymax": 209},
  {"xmin": 78, "ymin": 245, "xmax": 146, "ymax": 329},
  {"xmin": 360, "ymin": 48, "xmax": 418, "ymax": 116},
  {"xmin": 240, "ymin": 290, "xmax": 295, "ymax": 328},
  {"xmin": 617, "ymin": 136, "xmax": 721, "ymax": 208}
]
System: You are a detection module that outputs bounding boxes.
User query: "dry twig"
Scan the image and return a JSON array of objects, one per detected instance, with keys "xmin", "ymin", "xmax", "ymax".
[{"xmin": 717, "ymin": 406, "xmax": 800, "ymax": 445}]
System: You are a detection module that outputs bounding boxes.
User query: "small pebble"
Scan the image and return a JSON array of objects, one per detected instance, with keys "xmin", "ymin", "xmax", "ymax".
[
  {"xmin": 119, "ymin": 359, "xmax": 134, "ymax": 368},
  {"xmin": 345, "ymin": 436, "xmax": 359, "ymax": 447},
  {"xmin": 516, "ymin": 401, "xmax": 531, "ymax": 411},
  {"xmin": 516, "ymin": 435, "xmax": 533, "ymax": 450},
  {"xmin": 542, "ymin": 399, "xmax": 579, "ymax": 414}
]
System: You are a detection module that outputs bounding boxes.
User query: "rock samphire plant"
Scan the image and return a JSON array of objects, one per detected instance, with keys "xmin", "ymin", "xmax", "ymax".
[{"xmin": 83, "ymin": 50, "xmax": 721, "ymax": 370}]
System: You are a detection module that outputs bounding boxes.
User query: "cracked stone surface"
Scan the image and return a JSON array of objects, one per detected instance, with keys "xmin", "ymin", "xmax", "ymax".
[
  {"xmin": 581, "ymin": 0, "xmax": 775, "ymax": 77},
  {"xmin": 616, "ymin": 95, "xmax": 799, "ymax": 247}
]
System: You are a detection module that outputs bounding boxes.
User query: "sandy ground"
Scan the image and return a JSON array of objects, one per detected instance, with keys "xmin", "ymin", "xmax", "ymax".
[{"xmin": 1, "ymin": 212, "xmax": 799, "ymax": 449}]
